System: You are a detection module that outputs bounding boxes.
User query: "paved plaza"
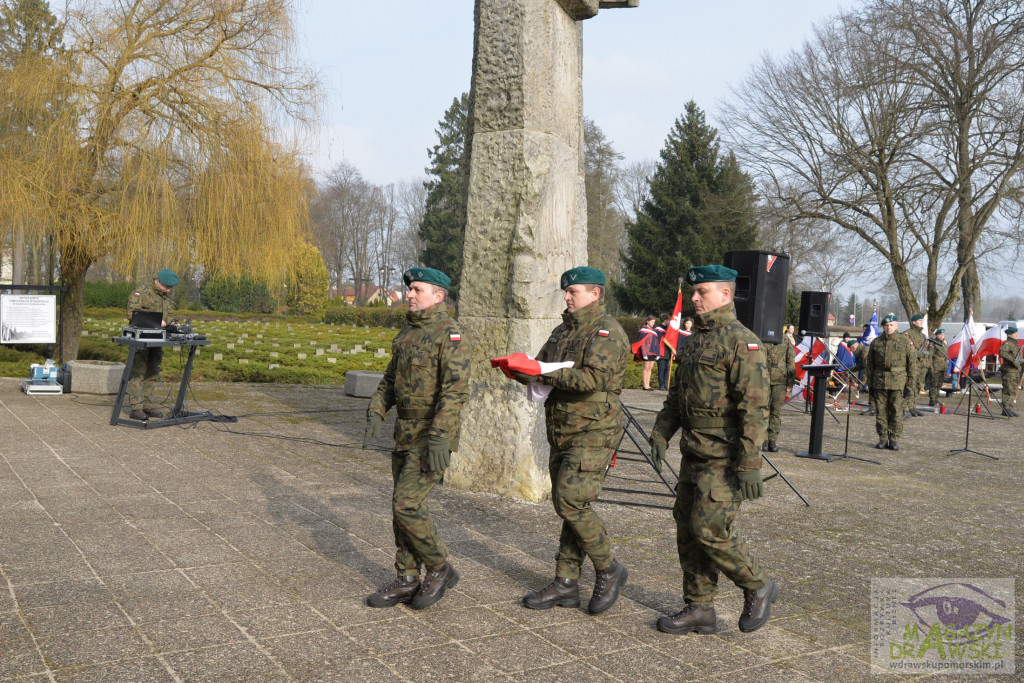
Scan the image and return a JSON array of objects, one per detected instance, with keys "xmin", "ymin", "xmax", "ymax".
[{"xmin": 0, "ymin": 378, "xmax": 1020, "ymax": 681}]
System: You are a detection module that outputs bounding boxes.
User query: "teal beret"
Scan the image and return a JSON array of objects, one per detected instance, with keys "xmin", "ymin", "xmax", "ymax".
[
  {"xmin": 686, "ymin": 265, "xmax": 738, "ymax": 285},
  {"xmin": 403, "ymin": 267, "xmax": 450, "ymax": 290},
  {"xmin": 1007, "ymin": 326, "xmax": 1018, "ymax": 335},
  {"xmin": 157, "ymin": 269, "xmax": 178, "ymax": 287},
  {"xmin": 560, "ymin": 266, "xmax": 605, "ymax": 290},
  {"xmin": 935, "ymin": 328, "xmax": 945, "ymax": 335},
  {"xmin": 882, "ymin": 313, "xmax": 898, "ymax": 324},
  {"xmin": 910, "ymin": 313, "xmax": 924, "ymax": 322}
]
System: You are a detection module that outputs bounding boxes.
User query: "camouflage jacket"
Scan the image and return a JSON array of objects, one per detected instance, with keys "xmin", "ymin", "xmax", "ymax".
[
  {"xmin": 928, "ymin": 339, "xmax": 948, "ymax": 373},
  {"xmin": 850, "ymin": 344, "xmax": 869, "ymax": 373},
  {"xmin": 653, "ymin": 303, "xmax": 769, "ymax": 472},
  {"xmin": 905, "ymin": 326, "xmax": 927, "ymax": 365},
  {"xmin": 368, "ymin": 301, "xmax": 471, "ymax": 452},
  {"xmin": 999, "ymin": 338, "xmax": 1021, "ymax": 372},
  {"xmin": 766, "ymin": 341, "xmax": 796, "ymax": 386},
  {"xmin": 535, "ymin": 299, "xmax": 628, "ymax": 452},
  {"xmin": 865, "ymin": 331, "xmax": 915, "ymax": 390},
  {"xmin": 127, "ymin": 281, "xmax": 174, "ymax": 322}
]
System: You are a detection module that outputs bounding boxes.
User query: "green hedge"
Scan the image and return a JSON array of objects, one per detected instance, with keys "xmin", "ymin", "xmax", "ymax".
[
  {"xmin": 83, "ymin": 281, "xmax": 135, "ymax": 308},
  {"xmin": 323, "ymin": 305, "xmax": 408, "ymax": 328},
  {"xmin": 200, "ymin": 275, "xmax": 275, "ymax": 313}
]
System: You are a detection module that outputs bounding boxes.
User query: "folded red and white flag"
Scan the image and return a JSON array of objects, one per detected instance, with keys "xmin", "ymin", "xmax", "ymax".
[{"xmin": 490, "ymin": 353, "xmax": 574, "ymax": 379}]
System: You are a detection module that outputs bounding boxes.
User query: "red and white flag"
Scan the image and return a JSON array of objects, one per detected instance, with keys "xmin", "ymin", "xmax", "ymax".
[
  {"xmin": 661, "ymin": 287, "xmax": 684, "ymax": 356},
  {"xmin": 947, "ymin": 311, "xmax": 976, "ymax": 372},
  {"xmin": 490, "ymin": 353, "xmax": 573, "ymax": 379},
  {"xmin": 970, "ymin": 324, "xmax": 1005, "ymax": 368},
  {"xmin": 791, "ymin": 336, "xmax": 829, "ymax": 399}
]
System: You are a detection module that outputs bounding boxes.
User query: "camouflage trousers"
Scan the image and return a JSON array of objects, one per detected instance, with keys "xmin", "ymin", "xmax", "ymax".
[
  {"xmin": 127, "ymin": 348, "xmax": 162, "ymax": 410},
  {"xmin": 549, "ymin": 448, "xmax": 613, "ymax": 579},
  {"xmin": 904, "ymin": 365, "xmax": 923, "ymax": 412},
  {"xmin": 873, "ymin": 389, "xmax": 904, "ymax": 441},
  {"xmin": 391, "ymin": 449, "xmax": 447, "ymax": 577},
  {"xmin": 1003, "ymin": 370, "xmax": 1021, "ymax": 407},
  {"xmin": 673, "ymin": 458, "xmax": 765, "ymax": 606},
  {"xmin": 928, "ymin": 367, "xmax": 946, "ymax": 404},
  {"xmin": 767, "ymin": 383, "xmax": 787, "ymax": 440}
]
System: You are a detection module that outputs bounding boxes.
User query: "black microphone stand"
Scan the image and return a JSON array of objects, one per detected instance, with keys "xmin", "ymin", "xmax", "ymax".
[{"xmin": 947, "ymin": 357, "xmax": 997, "ymax": 460}]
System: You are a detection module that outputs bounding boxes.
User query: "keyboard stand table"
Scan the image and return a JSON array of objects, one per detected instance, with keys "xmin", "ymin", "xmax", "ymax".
[{"xmin": 110, "ymin": 335, "xmax": 213, "ymax": 429}]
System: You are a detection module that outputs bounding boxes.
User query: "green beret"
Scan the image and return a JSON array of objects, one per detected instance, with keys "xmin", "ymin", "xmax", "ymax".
[
  {"xmin": 403, "ymin": 267, "xmax": 450, "ymax": 290},
  {"xmin": 935, "ymin": 328, "xmax": 945, "ymax": 335},
  {"xmin": 686, "ymin": 265, "xmax": 738, "ymax": 285},
  {"xmin": 910, "ymin": 313, "xmax": 924, "ymax": 322},
  {"xmin": 882, "ymin": 313, "xmax": 898, "ymax": 324},
  {"xmin": 1007, "ymin": 325, "xmax": 1019, "ymax": 335},
  {"xmin": 157, "ymin": 269, "xmax": 178, "ymax": 287},
  {"xmin": 560, "ymin": 266, "xmax": 605, "ymax": 290}
]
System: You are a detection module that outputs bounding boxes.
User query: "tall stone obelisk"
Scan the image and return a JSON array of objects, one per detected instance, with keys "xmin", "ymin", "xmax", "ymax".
[{"xmin": 447, "ymin": 0, "xmax": 638, "ymax": 502}]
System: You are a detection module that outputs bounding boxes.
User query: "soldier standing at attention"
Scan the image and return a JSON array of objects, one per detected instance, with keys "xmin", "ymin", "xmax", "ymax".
[
  {"xmin": 848, "ymin": 339, "xmax": 877, "ymax": 416},
  {"xmin": 927, "ymin": 329, "xmax": 948, "ymax": 407},
  {"xmin": 649, "ymin": 265, "xmax": 778, "ymax": 635},
  {"xmin": 764, "ymin": 341, "xmax": 795, "ymax": 452},
  {"xmin": 866, "ymin": 314, "xmax": 915, "ymax": 450},
  {"xmin": 363, "ymin": 268, "xmax": 471, "ymax": 610},
  {"xmin": 518, "ymin": 267, "xmax": 630, "ymax": 615},
  {"xmin": 126, "ymin": 269, "xmax": 177, "ymax": 420},
  {"xmin": 998, "ymin": 326, "xmax": 1021, "ymax": 417},
  {"xmin": 904, "ymin": 313, "xmax": 927, "ymax": 417}
]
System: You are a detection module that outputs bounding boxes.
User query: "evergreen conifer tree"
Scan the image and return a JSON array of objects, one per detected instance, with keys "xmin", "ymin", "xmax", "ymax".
[{"xmin": 616, "ymin": 101, "xmax": 758, "ymax": 314}]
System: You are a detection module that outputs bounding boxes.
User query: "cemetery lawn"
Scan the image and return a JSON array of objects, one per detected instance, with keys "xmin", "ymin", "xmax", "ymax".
[{"xmin": 1, "ymin": 308, "xmax": 649, "ymax": 388}]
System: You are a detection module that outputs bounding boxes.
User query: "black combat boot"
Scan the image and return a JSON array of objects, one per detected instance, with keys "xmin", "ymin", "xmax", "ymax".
[
  {"xmin": 875, "ymin": 439, "xmax": 888, "ymax": 449},
  {"xmin": 656, "ymin": 604, "xmax": 718, "ymax": 634},
  {"xmin": 588, "ymin": 559, "xmax": 627, "ymax": 615},
  {"xmin": 738, "ymin": 578, "xmax": 779, "ymax": 632},
  {"xmin": 366, "ymin": 575, "xmax": 419, "ymax": 608},
  {"xmin": 522, "ymin": 578, "xmax": 580, "ymax": 610},
  {"xmin": 887, "ymin": 441, "xmax": 899, "ymax": 451},
  {"xmin": 410, "ymin": 562, "xmax": 459, "ymax": 610},
  {"xmin": 144, "ymin": 407, "xmax": 164, "ymax": 418},
  {"xmin": 129, "ymin": 408, "xmax": 148, "ymax": 420},
  {"xmin": 766, "ymin": 440, "xmax": 779, "ymax": 452}
]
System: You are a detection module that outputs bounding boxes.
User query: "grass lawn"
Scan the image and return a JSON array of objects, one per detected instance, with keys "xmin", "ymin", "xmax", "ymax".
[{"xmin": 1, "ymin": 308, "xmax": 650, "ymax": 389}]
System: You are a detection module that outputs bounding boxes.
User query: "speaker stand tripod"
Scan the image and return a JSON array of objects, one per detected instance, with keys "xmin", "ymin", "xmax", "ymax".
[{"xmin": 947, "ymin": 368, "xmax": 997, "ymax": 460}]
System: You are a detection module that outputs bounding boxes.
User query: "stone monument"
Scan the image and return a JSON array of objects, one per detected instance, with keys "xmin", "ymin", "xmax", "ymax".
[{"xmin": 448, "ymin": 0, "xmax": 638, "ymax": 502}]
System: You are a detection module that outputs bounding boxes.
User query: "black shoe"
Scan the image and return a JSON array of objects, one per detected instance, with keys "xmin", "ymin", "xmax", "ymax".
[
  {"xmin": 928, "ymin": 400, "xmax": 936, "ymax": 407},
  {"xmin": 912, "ymin": 408, "xmax": 922, "ymax": 417},
  {"xmin": 738, "ymin": 578, "xmax": 779, "ymax": 632},
  {"xmin": 875, "ymin": 440, "xmax": 887, "ymax": 449},
  {"xmin": 129, "ymin": 409, "xmax": 148, "ymax": 420},
  {"xmin": 522, "ymin": 578, "xmax": 580, "ymax": 610},
  {"xmin": 863, "ymin": 409, "xmax": 876, "ymax": 416},
  {"xmin": 588, "ymin": 559, "xmax": 627, "ymax": 615},
  {"xmin": 366, "ymin": 575, "xmax": 419, "ymax": 608},
  {"xmin": 410, "ymin": 562, "xmax": 459, "ymax": 610},
  {"xmin": 143, "ymin": 407, "xmax": 164, "ymax": 418},
  {"xmin": 766, "ymin": 440, "xmax": 779, "ymax": 453},
  {"xmin": 888, "ymin": 441, "xmax": 899, "ymax": 451},
  {"xmin": 657, "ymin": 604, "xmax": 718, "ymax": 634}
]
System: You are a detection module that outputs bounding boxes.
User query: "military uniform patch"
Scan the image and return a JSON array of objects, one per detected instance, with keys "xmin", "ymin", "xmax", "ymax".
[
  {"xmin": 747, "ymin": 343, "xmax": 759, "ymax": 350},
  {"xmin": 597, "ymin": 329, "xmax": 609, "ymax": 337},
  {"xmin": 449, "ymin": 333, "xmax": 461, "ymax": 341}
]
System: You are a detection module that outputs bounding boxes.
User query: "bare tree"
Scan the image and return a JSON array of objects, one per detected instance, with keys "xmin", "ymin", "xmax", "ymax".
[{"xmin": 614, "ymin": 158, "xmax": 655, "ymax": 223}]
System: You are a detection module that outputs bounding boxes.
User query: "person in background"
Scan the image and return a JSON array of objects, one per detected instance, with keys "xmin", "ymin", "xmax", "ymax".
[
  {"xmin": 635, "ymin": 316, "xmax": 660, "ymax": 391},
  {"xmin": 655, "ymin": 314, "xmax": 672, "ymax": 390},
  {"xmin": 125, "ymin": 269, "xmax": 177, "ymax": 420}
]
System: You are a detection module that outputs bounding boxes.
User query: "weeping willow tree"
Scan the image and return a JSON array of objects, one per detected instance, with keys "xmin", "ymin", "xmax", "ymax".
[{"xmin": 0, "ymin": 0, "xmax": 319, "ymax": 360}]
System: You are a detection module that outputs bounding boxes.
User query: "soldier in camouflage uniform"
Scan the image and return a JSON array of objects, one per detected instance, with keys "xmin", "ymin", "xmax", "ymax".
[
  {"xmin": 927, "ymin": 329, "xmax": 948, "ymax": 407},
  {"xmin": 764, "ymin": 341, "xmax": 795, "ymax": 452},
  {"xmin": 517, "ymin": 267, "xmax": 630, "ymax": 616},
  {"xmin": 125, "ymin": 269, "xmax": 177, "ymax": 420},
  {"xmin": 903, "ymin": 313, "xmax": 927, "ymax": 417},
  {"xmin": 649, "ymin": 265, "xmax": 778, "ymax": 635},
  {"xmin": 998, "ymin": 326, "xmax": 1021, "ymax": 417},
  {"xmin": 865, "ymin": 313, "xmax": 915, "ymax": 450},
  {"xmin": 847, "ymin": 340, "xmax": 877, "ymax": 415},
  {"xmin": 363, "ymin": 267, "xmax": 471, "ymax": 610}
]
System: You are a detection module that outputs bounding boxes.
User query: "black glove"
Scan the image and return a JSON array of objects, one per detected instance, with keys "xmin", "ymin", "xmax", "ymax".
[
  {"xmin": 736, "ymin": 470, "xmax": 763, "ymax": 501},
  {"xmin": 510, "ymin": 370, "xmax": 534, "ymax": 385},
  {"xmin": 903, "ymin": 387, "xmax": 912, "ymax": 399},
  {"xmin": 649, "ymin": 434, "xmax": 668, "ymax": 474},
  {"xmin": 362, "ymin": 413, "xmax": 383, "ymax": 448},
  {"xmin": 427, "ymin": 435, "xmax": 450, "ymax": 474}
]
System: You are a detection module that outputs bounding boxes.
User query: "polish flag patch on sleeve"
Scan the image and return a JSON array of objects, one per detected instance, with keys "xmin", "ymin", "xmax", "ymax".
[
  {"xmin": 747, "ymin": 343, "xmax": 760, "ymax": 351},
  {"xmin": 449, "ymin": 333, "xmax": 461, "ymax": 341},
  {"xmin": 597, "ymin": 329, "xmax": 609, "ymax": 337}
]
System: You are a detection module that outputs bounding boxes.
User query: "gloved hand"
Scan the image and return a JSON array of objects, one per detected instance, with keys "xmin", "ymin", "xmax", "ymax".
[
  {"xmin": 649, "ymin": 434, "xmax": 668, "ymax": 474},
  {"xmin": 510, "ymin": 370, "xmax": 534, "ymax": 385},
  {"xmin": 903, "ymin": 387, "xmax": 912, "ymax": 399},
  {"xmin": 427, "ymin": 435, "xmax": 450, "ymax": 474},
  {"xmin": 736, "ymin": 469, "xmax": 763, "ymax": 501},
  {"xmin": 362, "ymin": 413, "xmax": 383, "ymax": 449}
]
